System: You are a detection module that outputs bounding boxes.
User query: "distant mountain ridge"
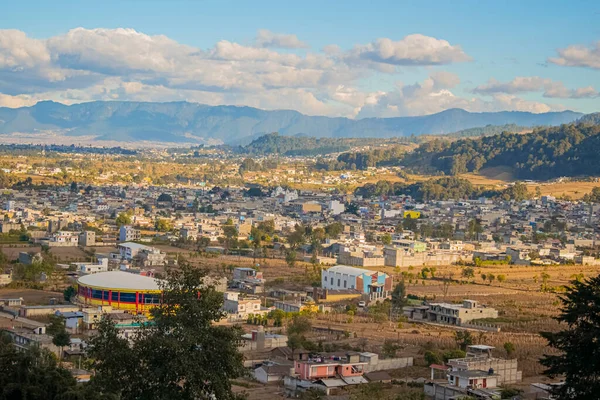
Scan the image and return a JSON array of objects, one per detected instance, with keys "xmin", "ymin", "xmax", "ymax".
[{"xmin": 0, "ymin": 101, "xmax": 584, "ymax": 144}]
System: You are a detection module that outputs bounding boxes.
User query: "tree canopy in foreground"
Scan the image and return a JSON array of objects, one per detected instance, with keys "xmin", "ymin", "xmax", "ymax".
[
  {"xmin": 87, "ymin": 263, "xmax": 246, "ymax": 400},
  {"xmin": 540, "ymin": 274, "xmax": 600, "ymax": 399}
]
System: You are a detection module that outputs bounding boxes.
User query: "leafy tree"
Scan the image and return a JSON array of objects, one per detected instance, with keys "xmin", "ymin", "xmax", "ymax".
[
  {"xmin": 487, "ymin": 274, "xmax": 496, "ymax": 285},
  {"xmin": 0, "ymin": 333, "xmax": 89, "ymax": 400},
  {"xmin": 381, "ymin": 340, "xmax": 400, "ymax": 358},
  {"xmin": 391, "ymin": 280, "xmax": 408, "ymax": 310},
  {"xmin": 454, "ymin": 331, "xmax": 474, "ymax": 351},
  {"xmin": 381, "ymin": 233, "xmax": 392, "ymax": 245},
  {"xmin": 87, "ymin": 263, "xmax": 245, "ymax": 399},
  {"xmin": 155, "ymin": 218, "xmax": 173, "ymax": 232},
  {"xmin": 288, "ymin": 315, "xmax": 312, "ymax": 336},
  {"xmin": 503, "ymin": 342, "xmax": 516, "ymax": 358},
  {"xmin": 324, "ymin": 222, "xmax": 343, "ymax": 238},
  {"xmin": 287, "ymin": 334, "xmax": 304, "ymax": 360},
  {"xmin": 115, "ymin": 212, "xmax": 132, "ymax": 227},
  {"xmin": 285, "ymin": 249, "xmax": 297, "ymax": 268},
  {"xmin": 496, "ymin": 274, "xmax": 506, "ymax": 283},
  {"xmin": 461, "ymin": 267, "xmax": 475, "ymax": 282},
  {"xmin": 424, "ymin": 350, "xmax": 442, "ymax": 366},
  {"xmin": 442, "ymin": 349, "xmax": 466, "ymax": 362},
  {"xmin": 52, "ymin": 329, "xmax": 71, "ymax": 360},
  {"xmin": 540, "ymin": 274, "xmax": 600, "ymax": 399},
  {"xmin": 63, "ymin": 286, "xmax": 76, "ymax": 302}
]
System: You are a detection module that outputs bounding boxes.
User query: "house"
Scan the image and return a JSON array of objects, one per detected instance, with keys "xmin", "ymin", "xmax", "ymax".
[
  {"xmin": 0, "ymin": 271, "xmax": 12, "ymax": 286},
  {"xmin": 79, "ymin": 231, "xmax": 96, "ymax": 246},
  {"xmin": 446, "ymin": 345, "xmax": 522, "ymax": 385},
  {"xmin": 293, "ymin": 353, "xmax": 367, "ymax": 381},
  {"xmin": 254, "ymin": 362, "xmax": 293, "ymax": 384},
  {"xmin": 117, "ymin": 242, "xmax": 165, "ymax": 266},
  {"xmin": 321, "ymin": 265, "xmax": 392, "ymax": 301},
  {"xmin": 72, "ymin": 256, "xmax": 109, "ymax": 274},
  {"xmin": 119, "ymin": 225, "xmax": 140, "ymax": 242},
  {"xmin": 231, "ymin": 267, "xmax": 265, "ymax": 293},
  {"xmin": 426, "ymin": 300, "xmax": 498, "ymax": 326},
  {"xmin": 222, "ymin": 292, "xmax": 268, "ymax": 320}
]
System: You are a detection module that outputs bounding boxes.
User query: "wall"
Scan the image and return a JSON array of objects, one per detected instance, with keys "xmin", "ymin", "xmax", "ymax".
[{"xmin": 364, "ymin": 357, "xmax": 413, "ymax": 372}]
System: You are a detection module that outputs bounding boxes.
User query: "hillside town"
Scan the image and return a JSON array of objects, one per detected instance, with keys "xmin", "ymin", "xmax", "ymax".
[{"xmin": 1, "ymin": 178, "xmax": 597, "ymax": 399}]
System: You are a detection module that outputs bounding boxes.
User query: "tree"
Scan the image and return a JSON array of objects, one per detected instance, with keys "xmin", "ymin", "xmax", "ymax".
[
  {"xmin": 440, "ymin": 273, "xmax": 452, "ymax": 299},
  {"xmin": 461, "ymin": 267, "xmax": 475, "ymax": 282},
  {"xmin": 52, "ymin": 329, "xmax": 71, "ymax": 360},
  {"xmin": 115, "ymin": 212, "xmax": 132, "ymax": 227},
  {"xmin": 87, "ymin": 263, "xmax": 245, "ymax": 399},
  {"xmin": 63, "ymin": 286, "xmax": 76, "ymax": 302},
  {"xmin": 381, "ymin": 340, "xmax": 400, "ymax": 358},
  {"xmin": 503, "ymin": 342, "xmax": 516, "ymax": 358},
  {"xmin": 288, "ymin": 315, "xmax": 312, "ymax": 336},
  {"xmin": 402, "ymin": 215, "xmax": 417, "ymax": 231},
  {"xmin": 381, "ymin": 233, "xmax": 392, "ymax": 245},
  {"xmin": 0, "ymin": 332, "xmax": 88, "ymax": 400},
  {"xmin": 391, "ymin": 280, "xmax": 407, "ymax": 310},
  {"xmin": 454, "ymin": 331, "xmax": 474, "ymax": 351},
  {"xmin": 287, "ymin": 334, "xmax": 304, "ymax": 360},
  {"xmin": 301, "ymin": 388, "xmax": 326, "ymax": 400},
  {"xmin": 496, "ymin": 274, "xmax": 506, "ymax": 283},
  {"xmin": 540, "ymin": 274, "xmax": 600, "ymax": 399},
  {"xmin": 424, "ymin": 350, "xmax": 442, "ymax": 366},
  {"xmin": 285, "ymin": 249, "xmax": 297, "ymax": 268},
  {"xmin": 155, "ymin": 218, "xmax": 173, "ymax": 232},
  {"xmin": 487, "ymin": 274, "xmax": 495, "ymax": 285}
]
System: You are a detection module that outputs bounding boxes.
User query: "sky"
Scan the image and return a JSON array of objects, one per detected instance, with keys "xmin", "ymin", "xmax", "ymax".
[{"xmin": 1, "ymin": 0, "xmax": 599, "ymax": 118}]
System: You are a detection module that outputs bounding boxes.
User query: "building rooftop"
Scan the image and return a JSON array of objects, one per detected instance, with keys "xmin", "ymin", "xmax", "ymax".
[
  {"xmin": 326, "ymin": 265, "xmax": 375, "ymax": 275},
  {"xmin": 77, "ymin": 271, "xmax": 162, "ymax": 291}
]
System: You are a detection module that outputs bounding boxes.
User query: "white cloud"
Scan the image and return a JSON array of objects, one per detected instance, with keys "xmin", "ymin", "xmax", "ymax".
[
  {"xmin": 0, "ymin": 28, "xmax": 579, "ymax": 118},
  {"xmin": 474, "ymin": 76, "xmax": 598, "ymax": 99},
  {"xmin": 549, "ymin": 41, "xmax": 600, "ymax": 69},
  {"xmin": 255, "ymin": 29, "xmax": 308, "ymax": 49},
  {"xmin": 348, "ymin": 34, "xmax": 471, "ymax": 67},
  {"xmin": 354, "ymin": 75, "xmax": 562, "ymax": 118}
]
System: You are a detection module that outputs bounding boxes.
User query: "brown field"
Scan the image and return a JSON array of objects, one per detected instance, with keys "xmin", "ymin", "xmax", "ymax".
[
  {"xmin": 0, "ymin": 288, "xmax": 62, "ymax": 305},
  {"xmin": 529, "ymin": 180, "xmax": 600, "ymax": 200}
]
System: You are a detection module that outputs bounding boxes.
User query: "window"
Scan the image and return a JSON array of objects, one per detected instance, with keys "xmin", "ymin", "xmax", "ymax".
[
  {"xmin": 330, "ymin": 277, "xmax": 333, "ymax": 285},
  {"xmin": 343, "ymin": 281, "xmax": 347, "ymax": 288},
  {"xmin": 337, "ymin": 279, "xmax": 340, "ymax": 286},
  {"xmin": 119, "ymin": 292, "xmax": 136, "ymax": 303}
]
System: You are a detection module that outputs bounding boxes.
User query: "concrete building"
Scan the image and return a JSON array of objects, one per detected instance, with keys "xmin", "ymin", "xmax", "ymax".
[
  {"xmin": 222, "ymin": 291, "xmax": 268, "ymax": 320},
  {"xmin": 447, "ymin": 345, "xmax": 522, "ymax": 385},
  {"xmin": 79, "ymin": 231, "xmax": 96, "ymax": 246},
  {"xmin": 321, "ymin": 265, "xmax": 392, "ymax": 301},
  {"xmin": 72, "ymin": 257, "xmax": 109, "ymax": 275},
  {"xmin": 117, "ymin": 242, "xmax": 165, "ymax": 266},
  {"xmin": 119, "ymin": 225, "xmax": 140, "ymax": 242},
  {"xmin": 425, "ymin": 300, "xmax": 498, "ymax": 326},
  {"xmin": 425, "ymin": 345, "xmax": 521, "ymax": 400}
]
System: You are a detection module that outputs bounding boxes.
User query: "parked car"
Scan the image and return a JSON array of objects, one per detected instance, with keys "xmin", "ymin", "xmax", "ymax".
[{"xmin": 358, "ymin": 301, "xmax": 366, "ymax": 308}]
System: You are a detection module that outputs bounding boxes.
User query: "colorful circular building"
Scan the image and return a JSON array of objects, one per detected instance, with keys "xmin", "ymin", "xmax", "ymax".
[{"xmin": 77, "ymin": 271, "xmax": 163, "ymax": 313}]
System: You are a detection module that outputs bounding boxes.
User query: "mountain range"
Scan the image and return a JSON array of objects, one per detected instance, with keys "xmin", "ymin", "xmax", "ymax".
[{"xmin": 0, "ymin": 101, "xmax": 585, "ymax": 144}]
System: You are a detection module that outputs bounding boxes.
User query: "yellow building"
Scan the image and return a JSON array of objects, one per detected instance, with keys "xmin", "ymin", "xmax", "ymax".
[
  {"xmin": 403, "ymin": 210, "xmax": 421, "ymax": 219},
  {"xmin": 76, "ymin": 271, "xmax": 162, "ymax": 314}
]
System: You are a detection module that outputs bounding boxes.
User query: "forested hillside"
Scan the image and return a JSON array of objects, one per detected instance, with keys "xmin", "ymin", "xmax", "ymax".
[
  {"xmin": 355, "ymin": 177, "xmax": 531, "ymax": 202},
  {"xmin": 402, "ymin": 122, "xmax": 600, "ymax": 179}
]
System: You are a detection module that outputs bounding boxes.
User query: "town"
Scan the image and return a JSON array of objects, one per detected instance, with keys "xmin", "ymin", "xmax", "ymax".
[{"xmin": 1, "ymin": 154, "xmax": 599, "ymax": 399}]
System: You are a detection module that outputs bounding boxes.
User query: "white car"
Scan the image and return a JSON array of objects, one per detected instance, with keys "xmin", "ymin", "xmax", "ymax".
[{"xmin": 358, "ymin": 301, "xmax": 366, "ymax": 308}]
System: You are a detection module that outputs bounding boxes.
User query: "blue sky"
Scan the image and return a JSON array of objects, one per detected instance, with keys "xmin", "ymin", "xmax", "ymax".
[{"xmin": 1, "ymin": 0, "xmax": 599, "ymax": 117}]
